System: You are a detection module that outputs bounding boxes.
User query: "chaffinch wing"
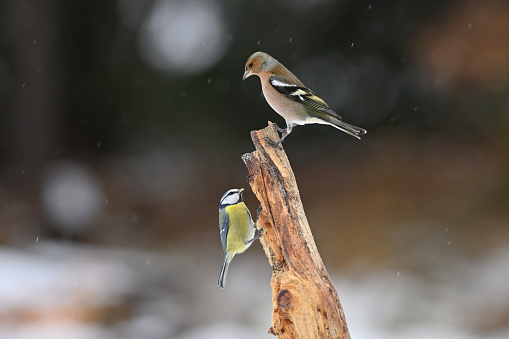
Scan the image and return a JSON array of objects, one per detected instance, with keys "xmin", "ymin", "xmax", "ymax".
[{"xmin": 269, "ymin": 76, "xmax": 342, "ymax": 119}]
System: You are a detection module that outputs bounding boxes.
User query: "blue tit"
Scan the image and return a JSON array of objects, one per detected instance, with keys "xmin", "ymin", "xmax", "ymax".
[{"xmin": 218, "ymin": 188, "xmax": 262, "ymax": 288}]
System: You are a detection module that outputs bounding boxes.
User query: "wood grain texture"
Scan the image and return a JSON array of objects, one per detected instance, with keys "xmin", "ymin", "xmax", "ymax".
[{"xmin": 241, "ymin": 122, "xmax": 351, "ymax": 339}]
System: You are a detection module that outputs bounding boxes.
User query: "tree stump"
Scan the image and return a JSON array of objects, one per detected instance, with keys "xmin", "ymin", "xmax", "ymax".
[{"xmin": 241, "ymin": 122, "xmax": 351, "ymax": 339}]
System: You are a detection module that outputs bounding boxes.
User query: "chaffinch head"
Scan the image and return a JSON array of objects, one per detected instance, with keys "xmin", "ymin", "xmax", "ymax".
[{"xmin": 243, "ymin": 51, "xmax": 366, "ymax": 144}]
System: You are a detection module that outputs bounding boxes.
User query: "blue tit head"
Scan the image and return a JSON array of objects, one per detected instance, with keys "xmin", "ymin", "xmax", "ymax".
[{"xmin": 219, "ymin": 188, "xmax": 244, "ymax": 208}]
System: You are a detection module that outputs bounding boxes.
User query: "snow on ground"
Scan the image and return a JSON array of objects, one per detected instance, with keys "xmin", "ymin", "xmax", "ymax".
[{"xmin": 1, "ymin": 241, "xmax": 508, "ymax": 338}]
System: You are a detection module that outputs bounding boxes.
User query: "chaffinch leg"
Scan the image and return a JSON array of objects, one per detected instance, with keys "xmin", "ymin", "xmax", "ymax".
[
  {"xmin": 278, "ymin": 128, "xmax": 292, "ymax": 143},
  {"xmin": 263, "ymin": 124, "xmax": 294, "ymax": 148},
  {"xmin": 272, "ymin": 122, "xmax": 286, "ymax": 133}
]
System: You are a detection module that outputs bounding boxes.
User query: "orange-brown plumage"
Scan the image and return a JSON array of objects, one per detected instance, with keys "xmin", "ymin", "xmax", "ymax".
[{"xmin": 243, "ymin": 51, "xmax": 366, "ymax": 144}]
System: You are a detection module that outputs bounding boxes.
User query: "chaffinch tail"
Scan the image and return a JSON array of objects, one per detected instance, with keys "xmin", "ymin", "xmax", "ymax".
[{"xmin": 243, "ymin": 51, "xmax": 367, "ymax": 145}]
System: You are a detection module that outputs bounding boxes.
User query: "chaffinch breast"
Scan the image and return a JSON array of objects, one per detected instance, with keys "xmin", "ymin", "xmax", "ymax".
[{"xmin": 243, "ymin": 51, "xmax": 367, "ymax": 145}]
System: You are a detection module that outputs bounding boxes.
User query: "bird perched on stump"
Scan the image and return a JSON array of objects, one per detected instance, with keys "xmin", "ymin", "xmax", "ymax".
[
  {"xmin": 243, "ymin": 51, "xmax": 366, "ymax": 145},
  {"xmin": 218, "ymin": 188, "xmax": 262, "ymax": 288}
]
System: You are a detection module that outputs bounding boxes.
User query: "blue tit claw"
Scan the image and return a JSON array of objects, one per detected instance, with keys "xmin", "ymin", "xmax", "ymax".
[{"xmin": 257, "ymin": 227, "xmax": 266, "ymax": 239}]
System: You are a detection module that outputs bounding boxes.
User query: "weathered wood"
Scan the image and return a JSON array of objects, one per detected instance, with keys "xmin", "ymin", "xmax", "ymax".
[{"xmin": 241, "ymin": 122, "xmax": 351, "ymax": 339}]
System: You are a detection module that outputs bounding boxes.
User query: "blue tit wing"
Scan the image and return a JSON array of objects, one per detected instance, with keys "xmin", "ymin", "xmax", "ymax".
[
  {"xmin": 269, "ymin": 76, "xmax": 342, "ymax": 120},
  {"xmin": 220, "ymin": 211, "xmax": 229, "ymax": 252}
]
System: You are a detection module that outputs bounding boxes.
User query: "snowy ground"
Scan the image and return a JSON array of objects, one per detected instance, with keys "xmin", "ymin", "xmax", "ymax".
[{"xmin": 1, "ymin": 241, "xmax": 509, "ymax": 339}]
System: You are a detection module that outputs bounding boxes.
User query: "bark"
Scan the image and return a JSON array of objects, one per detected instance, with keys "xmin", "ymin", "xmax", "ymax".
[{"xmin": 242, "ymin": 122, "xmax": 351, "ymax": 339}]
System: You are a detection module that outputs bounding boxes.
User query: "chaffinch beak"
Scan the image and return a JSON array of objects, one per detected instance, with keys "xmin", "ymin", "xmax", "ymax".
[{"xmin": 242, "ymin": 70, "xmax": 252, "ymax": 81}]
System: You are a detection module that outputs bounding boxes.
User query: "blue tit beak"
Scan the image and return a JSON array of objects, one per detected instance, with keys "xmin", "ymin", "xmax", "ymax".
[{"xmin": 242, "ymin": 70, "xmax": 252, "ymax": 81}]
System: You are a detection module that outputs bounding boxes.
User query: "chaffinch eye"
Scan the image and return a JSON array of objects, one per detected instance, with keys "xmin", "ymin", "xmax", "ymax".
[{"xmin": 248, "ymin": 62, "xmax": 253, "ymax": 68}]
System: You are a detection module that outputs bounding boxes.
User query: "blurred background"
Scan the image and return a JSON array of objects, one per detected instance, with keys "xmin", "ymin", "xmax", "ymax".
[{"xmin": 1, "ymin": 0, "xmax": 509, "ymax": 338}]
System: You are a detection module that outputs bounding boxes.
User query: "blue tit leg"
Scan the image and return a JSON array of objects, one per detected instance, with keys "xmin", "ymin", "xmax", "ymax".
[
  {"xmin": 244, "ymin": 204, "xmax": 265, "ymax": 246},
  {"xmin": 246, "ymin": 227, "xmax": 265, "ymax": 244},
  {"xmin": 218, "ymin": 252, "xmax": 231, "ymax": 288},
  {"xmin": 255, "ymin": 204, "xmax": 262, "ymax": 223}
]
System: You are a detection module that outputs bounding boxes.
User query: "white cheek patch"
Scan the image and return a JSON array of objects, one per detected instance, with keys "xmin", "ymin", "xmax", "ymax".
[{"xmin": 221, "ymin": 192, "xmax": 240, "ymax": 205}]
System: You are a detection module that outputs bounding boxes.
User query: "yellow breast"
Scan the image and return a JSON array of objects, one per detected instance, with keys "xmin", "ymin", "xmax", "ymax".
[{"xmin": 224, "ymin": 203, "xmax": 254, "ymax": 254}]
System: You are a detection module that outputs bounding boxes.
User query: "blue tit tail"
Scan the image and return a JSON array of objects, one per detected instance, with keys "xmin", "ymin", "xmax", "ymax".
[{"xmin": 218, "ymin": 253, "xmax": 231, "ymax": 288}]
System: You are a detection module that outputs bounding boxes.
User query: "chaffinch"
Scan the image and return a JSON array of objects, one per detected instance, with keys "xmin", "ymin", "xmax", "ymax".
[{"xmin": 243, "ymin": 51, "xmax": 366, "ymax": 144}]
